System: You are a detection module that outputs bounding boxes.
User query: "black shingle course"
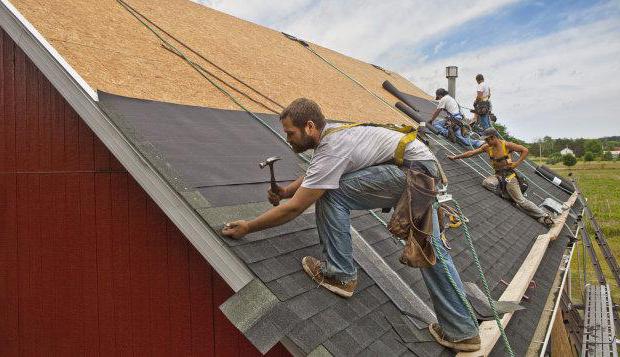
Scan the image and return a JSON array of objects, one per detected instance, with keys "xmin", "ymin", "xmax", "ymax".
[{"xmin": 99, "ymin": 92, "xmax": 576, "ymax": 356}]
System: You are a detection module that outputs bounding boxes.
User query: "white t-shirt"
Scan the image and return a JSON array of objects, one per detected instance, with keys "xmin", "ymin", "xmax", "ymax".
[
  {"xmin": 477, "ymin": 81, "xmax": 490, "ymax": 99},
  {"xmin": 437, "ymin": 95, "xmax": 461, "ymax": 116},
  {"xmin": 301, "ymin": 124, "xmax": 436, "ymax": 189}
]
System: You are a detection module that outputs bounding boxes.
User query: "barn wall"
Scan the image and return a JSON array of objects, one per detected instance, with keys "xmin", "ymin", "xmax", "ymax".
[{"xmin": 0, "ymin": 27, "xmax": 289, "ymax": 356}]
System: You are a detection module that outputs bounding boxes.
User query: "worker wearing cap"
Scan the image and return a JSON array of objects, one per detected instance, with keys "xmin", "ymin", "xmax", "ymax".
[
  {"xmin": 448, "ymin": 128, "xmax": 554, "ymax": 225},
  {"xmin": 430, "ymin": 88, "xmax": 483, "ymax": 149},
  {"xmin": 222, "ymin": 98, "xmax": 481, "ymax": 352}
]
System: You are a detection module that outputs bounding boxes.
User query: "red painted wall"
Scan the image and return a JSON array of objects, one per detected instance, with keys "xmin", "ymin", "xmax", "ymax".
[{"xmin": 0, "ymin": 28, "xmax": 290, "ymax": 357}]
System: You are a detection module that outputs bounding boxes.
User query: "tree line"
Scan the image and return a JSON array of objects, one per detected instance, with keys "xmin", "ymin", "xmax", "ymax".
[
  {"xmin": 527, "ymin": 136, "xmax": 620, "ymax": 158},
  {"xmin": 492, "ymin": 124, "xmax": 618, "ymax": 164}
]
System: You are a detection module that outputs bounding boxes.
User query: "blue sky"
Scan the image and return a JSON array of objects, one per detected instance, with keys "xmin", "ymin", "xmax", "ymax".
[
  {"xmin": 198, "ymin": 0, "xmax": 620, "ymax": 141},
  {"xmin": 415, "ymin": 0, "xmax": 615, "ymax": 62}
]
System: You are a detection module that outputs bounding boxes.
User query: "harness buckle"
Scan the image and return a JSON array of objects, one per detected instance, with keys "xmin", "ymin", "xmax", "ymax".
[{"xmin": 436, "ymin": 185, "xmax": 452, "ymax": 203}]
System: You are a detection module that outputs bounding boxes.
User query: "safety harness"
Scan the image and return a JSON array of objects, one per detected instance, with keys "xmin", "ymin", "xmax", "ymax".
[
  {"xmin": 486, "ymin": 140, "xmax": 528, "ymax": 195},
  {"xmin": 321, "ymin": 123, "xmax": 418, "ymax": 166},
  {"xmin": 487, "ymin": 140, "xmax": 514, "ymax": 178}
]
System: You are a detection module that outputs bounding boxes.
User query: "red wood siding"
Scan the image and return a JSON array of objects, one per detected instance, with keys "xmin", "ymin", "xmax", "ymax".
[{"xmin": 0, "ymin": 28, "xmax": 290, "ymax": 357}]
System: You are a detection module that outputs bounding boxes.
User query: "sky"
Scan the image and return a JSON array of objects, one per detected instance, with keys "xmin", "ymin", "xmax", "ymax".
[{"xmin": 195, "ymin": 0, "xmax": 620, "ymax": 142}]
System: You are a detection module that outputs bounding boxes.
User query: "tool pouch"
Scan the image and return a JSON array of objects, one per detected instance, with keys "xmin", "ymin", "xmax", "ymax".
[
  {"xmin": 516, "ymin": 172, "xmax": 529, "ymax": 194},
  {"xmin": 387, "ymin": 168, "xmax": 437, "ymax": 268},
  {"xmin": 474, "ymin": 100, "xmax": 491, "ymax": 115}
]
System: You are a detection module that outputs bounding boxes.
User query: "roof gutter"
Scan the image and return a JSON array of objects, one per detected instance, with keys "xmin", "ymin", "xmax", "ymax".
[
  {"xmin": 458, "ymin": 191, "xmax": 579, "ymax": 357},
  {"xmin": 0, "ymin": 0, "xmax": 254, "ymax": 292}
]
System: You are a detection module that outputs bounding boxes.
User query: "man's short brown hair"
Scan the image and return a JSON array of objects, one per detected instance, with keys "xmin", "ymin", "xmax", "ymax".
[
  {"xmin": 476, "ymin": 74, "xmax": 484, "ymax": 82},
  {"xmin": 280, "ymin": 98, "xmax": 326, "ymax": 130}
]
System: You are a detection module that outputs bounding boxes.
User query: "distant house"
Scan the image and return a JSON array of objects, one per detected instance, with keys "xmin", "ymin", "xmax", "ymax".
[
  {"xmin": 607, "ymin": 148, "xmax": 620, "ymax": 158},
  {"xmin": 561, "ymin": 147, "xmax": 574, "ymax": 156}
]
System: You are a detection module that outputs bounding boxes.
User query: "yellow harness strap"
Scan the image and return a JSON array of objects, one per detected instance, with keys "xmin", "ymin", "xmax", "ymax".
[
  {"xmin": 321, "ymin": 123, "xmax": 418, "ymax": 166},
  {"xmin": 487, "ymin": 140, "xmax": 516, "ymax": 179},
  {"xmin": 487, "ymin": 140, "xmax": 508, "ymax": 158},
  {"xmin": 320, "ymin": 123, "xmax": 363, "ymax": 138},
  {"xmin": 394, "ymin": 130, "xmax": 418, "ymax": 166}
]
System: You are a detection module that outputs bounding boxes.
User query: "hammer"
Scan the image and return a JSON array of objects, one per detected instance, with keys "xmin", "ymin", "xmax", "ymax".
[{"xmin": 259, "ymin": 156, "xmax": 281, "ymax": 205}]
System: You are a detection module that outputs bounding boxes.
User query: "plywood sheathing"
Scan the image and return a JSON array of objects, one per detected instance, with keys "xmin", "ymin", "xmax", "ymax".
[{"xmin": 11, "ymin": 0, "xmax": 431, "ymax": 125}]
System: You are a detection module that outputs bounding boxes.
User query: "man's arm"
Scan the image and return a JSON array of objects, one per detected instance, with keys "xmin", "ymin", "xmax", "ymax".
[
  {"xmin": 430, "ymin": 108, "xmax": 443, "ymax": 122},
  {"xmin": 268, "ymin": 176, "xmax": 303, "ymax": 205},
  {"xmin": 505, "ymin": 141, "xmax": 528, "ymax": 168},
  {"xmin": 222, "ymin": 186, "xmax": 325, "ymax": 239},
  {"xmin": 447, "ymin": 144, "xmax": 487, "ymax": 160},
  {"xmin": 476, "ymin": 90, "xmax": 484, "ymax": 100}
]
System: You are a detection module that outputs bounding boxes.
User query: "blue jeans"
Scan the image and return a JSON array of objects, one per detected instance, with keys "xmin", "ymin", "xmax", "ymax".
[
  {"xmin": 315, "ymin": 163, "xmax": 479, "ymax": 340},
  {"xmin": 433, "ymin": 119, "xmax": 483, "ymax": 149},
  {"xmin": 479, "ymin": 114, "xmax": 491, "ymax": 130}
]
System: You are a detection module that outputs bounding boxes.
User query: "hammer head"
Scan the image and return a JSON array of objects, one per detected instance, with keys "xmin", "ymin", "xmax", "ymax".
[{"xmin": 259, "ymin": 156, "xmax": 281, "ymax": 169}]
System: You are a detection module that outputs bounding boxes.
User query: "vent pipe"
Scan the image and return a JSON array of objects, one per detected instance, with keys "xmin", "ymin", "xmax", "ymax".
[{"xmin": 446, "ymin": 66, "xmax": 458, "ymax": 98}]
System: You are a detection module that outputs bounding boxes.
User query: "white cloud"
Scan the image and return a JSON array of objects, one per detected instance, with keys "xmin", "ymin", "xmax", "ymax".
[
  {"xmin": 192, "ymin": 0, "xmax": 620, "ymax": 140},
  {"xmin": 407, "ymin": 18, "xmax": 620, "ymax": 141},
  {"xmin": 194, "ymin": 0, "xmax": 518, "ymax": 63},
  {"xmin": 433, "ymin": 41, "xmax": 446, "ymax": 55}
]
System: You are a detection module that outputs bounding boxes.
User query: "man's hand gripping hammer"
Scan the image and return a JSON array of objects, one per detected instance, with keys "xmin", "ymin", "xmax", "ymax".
[{"xmin": 259, "ymin": 156, "xmax": 281, "ymax": 206}]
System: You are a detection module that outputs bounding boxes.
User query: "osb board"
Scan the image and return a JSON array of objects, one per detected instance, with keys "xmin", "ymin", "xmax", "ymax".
[{"xmin": 10, "ymin": 0, "xmax": 431, "ymax": 125}]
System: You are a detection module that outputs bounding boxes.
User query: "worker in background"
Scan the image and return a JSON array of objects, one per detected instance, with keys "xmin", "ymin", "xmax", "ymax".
[
  {"xmin": 222, "ymin": 98, "xmax": 481, "ymax": 352},
  {"xmin": 448, "ymin": 128, "xmax": 554, "ymax": 226},
  {"xmin": 473, "ymin": 74, "xmax": 492, "ymax": 130},
  {"xmin": 430, "ymin": 88, "xmax": 483, "ymax": 148}
]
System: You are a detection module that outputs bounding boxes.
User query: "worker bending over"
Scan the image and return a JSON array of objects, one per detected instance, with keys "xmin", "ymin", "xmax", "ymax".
[
  {"xmin": 430, "ymin": 88, "xmax": 483, "ymax": 149},
  {"xmin": 222, "ymin": 98, "xmax": 480, "ymax": 352},
  {"xmin": 448, "ymin": 128, "xmax": 554, "ymax": 226}
]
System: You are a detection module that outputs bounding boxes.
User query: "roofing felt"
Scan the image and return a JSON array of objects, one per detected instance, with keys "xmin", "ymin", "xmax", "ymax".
[
  {"xmin": 98, "ymin": 91, "xmax": 575, "ymax": 356},
  {"xmin": 10, "ymin": 0, "xmax": 430, "ymax": 126}
]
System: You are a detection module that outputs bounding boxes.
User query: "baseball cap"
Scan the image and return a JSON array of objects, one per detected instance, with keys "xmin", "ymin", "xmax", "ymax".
[
  {"xmin": 481, "ymin": 127, "xmax": 499, "ymax": 139},
  {"xmin": 435, "ymin": 88, "xmax": 449, "ymax": 100}
]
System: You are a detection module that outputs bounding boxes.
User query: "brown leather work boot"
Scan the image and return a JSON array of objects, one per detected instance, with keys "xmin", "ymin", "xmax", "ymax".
[
  {"xmin": 429, "ymin": 323, "xmax": 481, "ymax": 352},
  {"xmin": 302, "ymin": 256, "xmax": 357, "ymax": 298}
]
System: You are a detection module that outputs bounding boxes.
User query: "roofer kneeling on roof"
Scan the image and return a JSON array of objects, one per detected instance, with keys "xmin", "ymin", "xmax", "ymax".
[
  {"xmin": 448, "ymin": 128, "xmax": 554, "ymax": 226},
  {"xmin": 430, "ymin": 89, "xmax": 483, "ymax": 149},
  {"xmin": 222, "ymin": 98, "xmax": 481, "ymax": 352}
]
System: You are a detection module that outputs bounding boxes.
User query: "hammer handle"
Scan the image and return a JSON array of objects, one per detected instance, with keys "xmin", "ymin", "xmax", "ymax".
[{"xmin": 269, "ymin": 166, "xmax": 279, "ymax": 206}]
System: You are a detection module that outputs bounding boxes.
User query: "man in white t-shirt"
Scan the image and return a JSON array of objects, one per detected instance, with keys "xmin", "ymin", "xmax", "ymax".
[
  {"xmin": 222, "ymin": 98, "xmax": 480, "ymax": 352},
  {"xmin": 473, "ymin": 74, "xmax": 492, "ymax": 129},
  {"xmin": 429, "ymin": 89, "xmax": 483, "ymax": 148}
]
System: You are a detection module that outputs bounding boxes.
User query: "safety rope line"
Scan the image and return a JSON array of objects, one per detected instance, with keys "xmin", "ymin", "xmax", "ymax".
[
  {"xmin": 119, "ymin": 0, "xmax": 285, "ymax": 112},
  {"xmin": 429, "ymin": 204, "xmax": 480, "ymax": 327},
  {"xmin": 162, "ymin": 44, "xmax": 280, "ymax": 114},
  {"xmin": 116, "ymin": 0, "xmax": 311, "ymax": 164},
  {"xmin": 366, "ymin": 116, "xmax": 516, "ymax": 353},
  {"xmin": 295, "ymin": 39, "xmax": 417, "ymax": 126},
  {"xmin": 452, "ymin": 200, "xmax": 515, "ymax": 356}
]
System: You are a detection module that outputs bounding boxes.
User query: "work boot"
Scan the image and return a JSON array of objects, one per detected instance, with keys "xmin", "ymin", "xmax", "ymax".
[
  {"xmin": 302, "ymin": 256, "xmax": 357, "ymax": 298},
  {"xmin": 429, "ymin": 323, "xmax": 481, "ymax": 352}
]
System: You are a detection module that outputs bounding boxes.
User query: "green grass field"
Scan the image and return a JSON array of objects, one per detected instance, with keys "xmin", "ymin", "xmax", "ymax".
[{"xmin": 531, "ymin": 160, "xmax": 620, "ymax": 303}]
